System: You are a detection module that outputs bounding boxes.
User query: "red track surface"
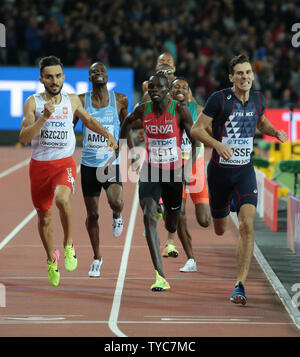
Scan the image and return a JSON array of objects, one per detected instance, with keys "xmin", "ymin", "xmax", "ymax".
[{"xmin": 0, "ymin": 147, "xmax": 299, "ymax": 338}]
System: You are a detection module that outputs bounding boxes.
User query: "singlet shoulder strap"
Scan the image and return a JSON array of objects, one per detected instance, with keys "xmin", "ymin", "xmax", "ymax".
[
  {"xmin": 144, "ymin": 100, "xmax": 152, "ymax": 116},
  {"xmin": 84, "ymin": 91, "xmax": 92, "ymax": 109},
  {"xmin": 252, "ymin": 91, "xmax": 262, "ymax": 115},
  {"xmin": 109, "ymin": 90, "xmax": 117, "ymax": 107},
  {"xmin": 167, "ymin": 99, "xmax": 178, "ymax": 116}
]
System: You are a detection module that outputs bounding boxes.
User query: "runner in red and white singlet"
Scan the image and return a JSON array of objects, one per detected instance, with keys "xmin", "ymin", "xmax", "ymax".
[{"xmin": 19, "ymin": 56, "xmax": 117, "ymax": 287}]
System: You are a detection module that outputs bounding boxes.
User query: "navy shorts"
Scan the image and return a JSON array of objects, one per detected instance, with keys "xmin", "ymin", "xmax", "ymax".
[
  {"xmin": 207, "ymin": 160, "xmax": 257, "ymax": 218},
  {"xmin": 81, "ymin": 164, "xmax": 122, "ymax": 197}
]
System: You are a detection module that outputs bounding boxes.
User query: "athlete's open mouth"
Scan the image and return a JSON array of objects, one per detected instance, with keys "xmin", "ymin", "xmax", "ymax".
[{"xmin": 176, "ymin": 93, "xmax": 185, "ymax": 101}]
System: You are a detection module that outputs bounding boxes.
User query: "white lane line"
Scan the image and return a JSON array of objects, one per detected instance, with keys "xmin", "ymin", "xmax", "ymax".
[
  {"xmin": 0, "ymin": 158, "xmax": 30, "ymax": 178},
  {"xmin": 0, "ymin": 164, "xmax": 81, "ymax": 251},
  {"xmin": 108, "ymin": 183, "xmax": 139, "ymax": 338},
  {"xmin": 0, "ymin": 319, "xmax": 294, "ymax": 326},
  {"xmin": 0, "ymin": 210, "xmax": 37, "ymax": 251},
  {"xmin": 230, "ymin": 212, "xmax": 300, "ymax": 330}
]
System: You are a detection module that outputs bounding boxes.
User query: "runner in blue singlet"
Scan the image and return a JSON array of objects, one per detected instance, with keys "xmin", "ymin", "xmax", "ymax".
[{"xmin": 73, "ymin": 62, "xmax": 135, "ymax": 278}]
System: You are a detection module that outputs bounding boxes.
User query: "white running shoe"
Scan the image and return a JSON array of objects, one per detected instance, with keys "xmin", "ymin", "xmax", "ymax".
[
  {"xmin": 88, "ymin": 259, "xmax": 103, "ymax": 277},
  {"xmin": 179, "ymin": 258, "xmax": 197, "ymax": 272},
  {"xmin": 112, "ymin": 215, "xmax": 123, "ymax": 237}
]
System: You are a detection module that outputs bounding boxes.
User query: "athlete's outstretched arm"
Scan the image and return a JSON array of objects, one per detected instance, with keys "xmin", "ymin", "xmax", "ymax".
[
  {"xmin": 191, "ymin": 113, "xmax": 233, "ymax": 161},
  {"xmin": 257, "ymin": 114, "xmax": 287, "ymax": 142},
  {"xmin": 71, "ymin": 94, "xmax": 118, "ymax": 150}
]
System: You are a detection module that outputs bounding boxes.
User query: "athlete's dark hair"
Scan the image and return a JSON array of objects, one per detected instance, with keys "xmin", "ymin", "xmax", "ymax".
[
  {"xmin": 149, "ymin": 72, "xmax": 169, "ymax": 87},
  {"xmin": 229, "ymin": 54, "xmax": 250, "ymax": 74},
  {"xmin": 39, "ymin": 56, "xmax": 63, "ymax": 74}
]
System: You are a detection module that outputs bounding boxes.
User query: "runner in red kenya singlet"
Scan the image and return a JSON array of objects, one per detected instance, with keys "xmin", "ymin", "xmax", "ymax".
[{"xmin": 119, "ymin": 73, "xmax": 200, "ymax": 291}]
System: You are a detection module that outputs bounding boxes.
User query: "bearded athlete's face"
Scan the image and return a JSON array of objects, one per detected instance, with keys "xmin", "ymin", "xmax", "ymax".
[
  {"xmin": 148, "ymin": 75, "xmax": 169, "ymax": 103},
  {"xmin": 39, "ymin": 65, "xmax": 65, "ymax": 95}
]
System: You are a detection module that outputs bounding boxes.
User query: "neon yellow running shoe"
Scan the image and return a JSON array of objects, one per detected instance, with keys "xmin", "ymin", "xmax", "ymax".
[
  {"xmin": 48, "ymin": 249, "xmax": 60, "ymax": 287},
  {"xmin": 151, "ymin": 270, "xmax": 170, "ymax": 291},
  {"xmin": 156, "ymin": 212, "xmax": 163, "ymax": 221},
  {"xmin": 162, "ymin": 243, "xmax": 179, "ymax": 258},
  {"xmin": 64, "ymin": 244, "xmax": 78, "ymax": 272}
]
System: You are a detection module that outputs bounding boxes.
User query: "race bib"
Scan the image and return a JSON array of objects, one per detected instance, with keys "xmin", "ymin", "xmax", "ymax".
[
  {"xmin": 148, "ymin": 137, "xmax": 178, "ymax": 164},
  {"xmin": 39, "ymin": 119, "xmax": 69, "ymax": 148},
  {"xmin": 181, "ymin": 131, "xmax": 192, "ymax": 154},
  {"xmin": 85, "ymin": 125, "xmax": 113, "ymax": 150},
  {"xmin": 219, "ymin": 137, "xmax": 253, "ymax": 165}
]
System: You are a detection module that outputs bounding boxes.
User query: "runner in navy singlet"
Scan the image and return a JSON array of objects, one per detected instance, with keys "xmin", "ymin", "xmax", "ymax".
[{"xmin": 191, "ymin": 54, "xmax": 287, "ymax": 305}]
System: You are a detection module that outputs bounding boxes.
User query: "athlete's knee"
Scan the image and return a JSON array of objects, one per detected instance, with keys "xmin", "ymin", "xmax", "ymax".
[
  {"xmin": 165, "ymin": 213, "xmax": 179, "ymax": 233},
  {"xmin": 213, "ymin": 219, "xmax": 227, "ymax": 236},
  {"xmin": 141, "ymin": 198, "xmax": 157, "ymax": 223},
  {"xmin": 214, "ymin": 227, "xmax": 226, "ymax": 236},
  {"xmin": 212, "ymin": 215, "xmax": 229, "ymax": 235},
  {"xmin": 38, "ymin": 211, "xmax": 51, "ymax": 227},
  {"xmin": 178, "ymin": 210, "xmax": 187, "ymax": 228},
  {"xmin": 238, "ymin": 216, "xmax": 254, "ymax": 236},
  {"xmin": 86, "ymin": 210, "xmax": 99, "ymax": 225},
  {"xmin": 109, "ymin": 197, "xmax": 123, "ymax": 212},
  {"xmin": 196, "ymin": 213, "xmax": 211, "ymax": 228},
  {"xmin": 55, "ymin": 194, "xmax": 69, "ymax": 210}
]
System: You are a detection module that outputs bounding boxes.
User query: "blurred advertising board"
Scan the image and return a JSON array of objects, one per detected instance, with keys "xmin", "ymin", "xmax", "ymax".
[
  {"xmin": 263, "ymin": 109, "xmax": 300, "ymax": 142},
  {"xmin": 0, "ymin": 67, "xmax": 134, "ymax": 131},
  {"xmin": 287, "ymin": 195, "xmax": 300, "ymax": 255},
  {"xmin": 264, "ymin": 177, "xmax": 278, "ymax": 231}
]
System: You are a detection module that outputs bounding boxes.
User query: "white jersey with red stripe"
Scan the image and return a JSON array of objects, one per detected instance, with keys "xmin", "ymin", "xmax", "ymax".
[{"xmin": 31, "ymin": 91, "xmax": 75, "ymax": 161}]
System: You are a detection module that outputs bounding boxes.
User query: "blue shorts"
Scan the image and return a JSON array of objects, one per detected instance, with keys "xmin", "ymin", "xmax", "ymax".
[{"xmin": 207, "ymin": 160, "xmax": 257, "ymax": 218}]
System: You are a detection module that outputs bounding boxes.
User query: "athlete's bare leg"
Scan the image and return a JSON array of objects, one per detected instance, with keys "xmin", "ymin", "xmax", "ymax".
[
  {"xmin": 195, "ymin": 202, "xmax": 211, "ymax": 227},
  {"xmin": 177, "ymin": 199, "xmax": 194, "ymax": 259},
  {"xmin": 37, "ymin": 208, "xmax": 54, "ymax": 262},
  {"xmin": 106, "ymin": 183, "xmax": 123, "ymax": 219},
  {"xmin": 140, "ymin": 197, "xmax": 165, "ymax": 277},
  {"xmin": 236, "ymin": 204, "xmax": 255, "ymax": 285},
  {"xmin": 54, "ymin": 185, "xmax": 73, "ymax": 247},
  {"xmin": 212, "ymin": 216, "xmax": 230, "ymax": 236},
  {"xmin": 84, "ymin": 196, "xmax": 101, "ymax": 260}
]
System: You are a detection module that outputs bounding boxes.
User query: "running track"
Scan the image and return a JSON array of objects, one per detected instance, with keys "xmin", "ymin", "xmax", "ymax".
[{"xmin": 0, "ymin": 146, "xmax": 299, "ymax": 338}]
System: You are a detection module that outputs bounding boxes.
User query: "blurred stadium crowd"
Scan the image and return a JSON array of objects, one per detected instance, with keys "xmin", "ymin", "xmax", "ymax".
[{"xmin": 1, "ymin": 0, "xmax": 300, "ymax": 106}]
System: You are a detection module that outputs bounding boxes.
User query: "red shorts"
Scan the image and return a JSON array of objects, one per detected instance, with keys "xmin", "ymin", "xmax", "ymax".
[
  {"xmin": 183, "ymin": 156, "xmax": 209, "ymax": 204},
  {"xmin": 29, "ymin": 156, "xmax": 77, "ymax": 213}
]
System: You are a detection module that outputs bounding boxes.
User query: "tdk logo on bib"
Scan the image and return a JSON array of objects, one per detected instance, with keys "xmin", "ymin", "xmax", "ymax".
[{"xmin": 227, "ymin": 138, "xmax": 250, "ymax": 145}]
